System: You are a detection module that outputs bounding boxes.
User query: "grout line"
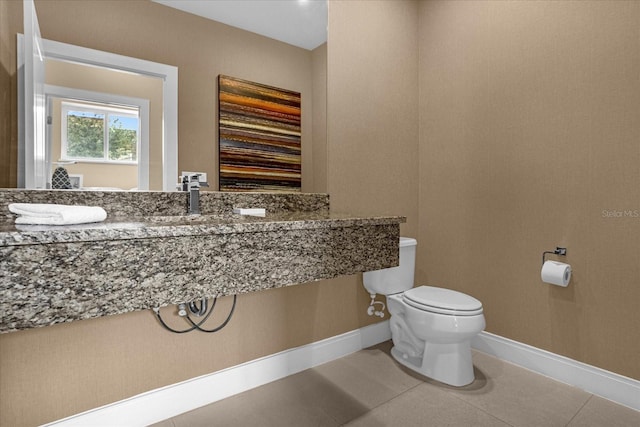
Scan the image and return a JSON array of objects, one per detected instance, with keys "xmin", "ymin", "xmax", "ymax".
[
  {"xmin": 349, "ymin": 378, "xmax": 425, "ymax": 422},
  {"xmin": 342, "ymin": 370, "xmax": 427, "ymax": 426},
  {"xmin": 443, "ymin": 388, "xmax": 517, "ymax": 427},
  {"xmin": 564, "ymin": 394, "xmax": 594, "ymax": 427}
]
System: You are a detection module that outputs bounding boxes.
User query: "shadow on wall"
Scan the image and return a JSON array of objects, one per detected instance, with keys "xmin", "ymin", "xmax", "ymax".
[
  {"xmin": 0, "ymin": 46, "xmax": 17, "ymax": 189},
  {"xmin": 0, "ymin": 0, "xmax": 21, "ymax": 188}
]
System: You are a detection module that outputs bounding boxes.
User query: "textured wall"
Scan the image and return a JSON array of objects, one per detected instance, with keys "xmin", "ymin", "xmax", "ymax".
[
  {"xmin": 418, "ymin": 0, "xmax": 640, "ymax": 380},
  {"xmin": 327, "ymin": 0, "xmax": 419, "ymax": 237}
]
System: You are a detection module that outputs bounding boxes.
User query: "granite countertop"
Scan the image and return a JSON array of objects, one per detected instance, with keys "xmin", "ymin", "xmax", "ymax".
[
  {"xmin": 0, "ymin": 212, "xmax": 406, "ymax": 247},
  {"xmin": 1, "ymin": 190, "xmax": 405, "ymax": 333}
]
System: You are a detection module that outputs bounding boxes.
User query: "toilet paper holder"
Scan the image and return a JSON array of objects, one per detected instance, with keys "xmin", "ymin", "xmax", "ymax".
[{"xmin": 542, "ymin": 247, "xmax": 567, "ymax": 266}]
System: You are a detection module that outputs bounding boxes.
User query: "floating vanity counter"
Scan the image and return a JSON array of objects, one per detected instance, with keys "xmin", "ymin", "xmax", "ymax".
[{"xmin": 0, "ymin": 190, "xmax": 404, "ymax": 333}]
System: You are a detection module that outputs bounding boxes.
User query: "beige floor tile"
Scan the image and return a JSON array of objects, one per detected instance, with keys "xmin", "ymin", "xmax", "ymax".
[
  {"xmin": 167, "ymin": 370, "xmax": 343, "ymax": 427},
  {"xmin": 268, "ymin": 366, "xmax": 379, "ymax": 425},
  {"xmin": 446, "ymin": 351, "xmax": 591, "ymax": 427},
  {"xmin": 311, "ymin": 346, "xmax": 422, "ymax": 404},
  {"xmin": 567, "ymin": 395, "xmax": 640, "ymax": 427},
  {"xmin": 151, "ymin": 343, "xmax": 639, "ymax": 427},
  {"xmin": 296, "ymin": 353, "xmax": 420, "ymax": 423},
  {"xmin": 337, "ymin": 342, "xmax": 423, "ymax": 394},
  {"xmin": 344, "ymin": 382, "xmax": 510, "ymax": 427}
]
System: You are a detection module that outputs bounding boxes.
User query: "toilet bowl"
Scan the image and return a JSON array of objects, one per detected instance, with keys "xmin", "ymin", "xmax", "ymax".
[{"xmin": 363, "ymin": 237, "xmax": 485, "ymax": 387}]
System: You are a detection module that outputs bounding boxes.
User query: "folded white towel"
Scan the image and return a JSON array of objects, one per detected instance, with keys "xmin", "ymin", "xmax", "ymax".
[{"xmin": 9, "ymin": 203, "xmax": 108, "ymax": 225}]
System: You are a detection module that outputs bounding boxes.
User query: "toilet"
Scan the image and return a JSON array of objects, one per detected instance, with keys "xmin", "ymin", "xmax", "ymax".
[{"xmin": 363, "ymin": 237, "xmax": 485, "ymax": 387}]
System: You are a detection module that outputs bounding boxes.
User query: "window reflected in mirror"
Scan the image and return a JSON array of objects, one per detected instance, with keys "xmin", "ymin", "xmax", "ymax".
[{"xmin": 61, "ymin": 101, "xmax": 139, "ymax": 163}]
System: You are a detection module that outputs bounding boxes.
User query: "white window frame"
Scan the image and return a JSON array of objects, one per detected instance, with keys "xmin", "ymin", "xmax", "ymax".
[
  {"xmin": 61, "ymin": 100, "xmax": 140, "ymax": 164},
  {"xmin": 45, "ymin": 84, "xmax": 150, "ymax": 190}
]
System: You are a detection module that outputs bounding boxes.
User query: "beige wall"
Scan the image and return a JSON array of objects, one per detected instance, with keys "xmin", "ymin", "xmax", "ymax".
[
  {"xmin": 327, "ymin": 0, "xmax": 419, "ymax": 237},
  {"xmin": 418, "ymin": 0, "xmax": 640, "ymax": 380}
]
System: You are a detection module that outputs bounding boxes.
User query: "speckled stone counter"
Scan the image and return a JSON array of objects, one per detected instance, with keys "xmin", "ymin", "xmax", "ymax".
[
  {"xmin": 0, "ymin": 190, "xmax": 404, "ymax": 333},
  {"xmin": 0, "ymin": 189, "xmax": 329, "ymax": 222}
]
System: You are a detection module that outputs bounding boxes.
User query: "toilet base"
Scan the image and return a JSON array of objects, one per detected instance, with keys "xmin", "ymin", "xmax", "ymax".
[{"xmin": 390, "ymin": 341, "xmax": 475, "ymax": 387}]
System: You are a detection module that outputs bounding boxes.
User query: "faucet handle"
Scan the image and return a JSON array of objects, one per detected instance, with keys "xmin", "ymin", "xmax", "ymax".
[
  {"xmin": 188, "ymin": 174, "xmax": 208, "ymax": 189},
  {"xmin": 186, "ymin": 174, "xmax": 201, "ymax": 189},
  {"xmin": 180, "ymin": 172, "xmax": 208, "ymax": 190}
]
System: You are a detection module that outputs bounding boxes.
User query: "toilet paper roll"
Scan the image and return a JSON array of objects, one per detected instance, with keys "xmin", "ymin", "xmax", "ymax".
[{"xmin": 541, "ymin": 261, "xmax": 572, "ymax": 287}]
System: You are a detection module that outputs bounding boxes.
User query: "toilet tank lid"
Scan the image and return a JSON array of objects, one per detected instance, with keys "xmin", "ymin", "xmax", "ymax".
[{"xmin": 399, "ymin": 237, "xmax": 417, "ymax": 247}]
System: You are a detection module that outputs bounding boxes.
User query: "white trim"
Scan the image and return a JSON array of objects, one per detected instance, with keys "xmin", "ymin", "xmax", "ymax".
[
  {"xmin": 472, "ymin": 331, "xmax": 640, "ymax": 412},
  {"xmin": 19, "ymin": 0, "xmax": 46, "ymax": 189},
  {"xmin": 17, "ymin": 34, "xmax": 25, "ymax": 188},
  {"xmin": 43, "ymin": 321, "xmax": 392, "ymax": 427}
]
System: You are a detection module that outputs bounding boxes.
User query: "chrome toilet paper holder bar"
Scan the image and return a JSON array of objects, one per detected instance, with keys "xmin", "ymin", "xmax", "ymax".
[{"xmin": 542, "ymin": 247, "xmax": 567, "ymax": 266}]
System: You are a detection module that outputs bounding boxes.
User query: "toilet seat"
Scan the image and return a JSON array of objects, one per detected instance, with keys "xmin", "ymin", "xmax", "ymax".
[{"xmin": 403, "ymin": 286, "xmax": 483, "ymax": 316}]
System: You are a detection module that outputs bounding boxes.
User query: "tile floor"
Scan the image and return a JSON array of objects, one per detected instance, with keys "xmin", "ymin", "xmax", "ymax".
[{"xmin": 152, "ymin": 341, "xmax": 640, "ymax": 427}]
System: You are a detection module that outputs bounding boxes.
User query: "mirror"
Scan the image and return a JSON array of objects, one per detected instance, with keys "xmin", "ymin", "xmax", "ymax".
[{"xmin": 18, "ymin": 0, "xmax": 327, "ymax": 193}]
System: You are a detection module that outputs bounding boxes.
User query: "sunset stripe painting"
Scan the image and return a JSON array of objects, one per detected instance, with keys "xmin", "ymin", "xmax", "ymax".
[{"xmin": 218, "ymin": 75, "xmax": 301, "ymax": 192}]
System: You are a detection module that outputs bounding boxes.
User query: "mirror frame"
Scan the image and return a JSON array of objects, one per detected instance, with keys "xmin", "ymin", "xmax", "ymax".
[
  {"xmin": 18, "ymin": 36, "xmax": 178, "ymax": 191},
  {"xmin": 19, "ymin": 0, "xmax": 45, "ymax": 190}
]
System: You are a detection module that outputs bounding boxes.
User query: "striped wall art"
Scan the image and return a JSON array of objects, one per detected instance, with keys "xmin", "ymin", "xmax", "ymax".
[{"xmin": 218, "ymin": 75, "xmax": 301, "ymax": 192}]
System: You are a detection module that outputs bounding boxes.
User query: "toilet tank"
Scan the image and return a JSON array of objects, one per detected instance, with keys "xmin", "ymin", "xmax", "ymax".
[{"xmin": 363, "ymin": 237, "xmax": 416, "ymax": 296}]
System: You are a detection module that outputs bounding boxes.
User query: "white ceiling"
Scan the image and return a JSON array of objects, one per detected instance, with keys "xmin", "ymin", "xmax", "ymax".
[{"xmin": 152, "ymin": 0, "xmax": 328, "ymax": 51}]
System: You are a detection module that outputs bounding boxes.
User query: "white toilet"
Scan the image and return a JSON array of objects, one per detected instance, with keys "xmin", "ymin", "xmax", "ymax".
[{"xmin": 363, "ymin": 237, "xmax": 485, "ymax": 387}]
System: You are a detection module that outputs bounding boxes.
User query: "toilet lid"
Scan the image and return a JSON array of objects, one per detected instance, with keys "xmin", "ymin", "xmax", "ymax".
[{"xmin": 403, "ymin": 286, "xmax": 483, "ymax": 316}]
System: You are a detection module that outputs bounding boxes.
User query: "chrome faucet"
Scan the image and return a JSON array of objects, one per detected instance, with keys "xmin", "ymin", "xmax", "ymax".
[{"xmin": 181, "ymin": 174, "xmax": 209, "ymax": 215}]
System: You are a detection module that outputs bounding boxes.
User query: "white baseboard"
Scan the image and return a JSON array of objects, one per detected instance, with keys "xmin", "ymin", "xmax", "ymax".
[
  {"xmin": 44, "ymin": 321, "xmax": 392, "ymax": 427},
  {"xmin": 472, "ymin": 331, "xmax": 640, "ymax": 412},
  {"xmin": 45, "ymin": 324, "xmax": 639, "ymax": 426}
]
